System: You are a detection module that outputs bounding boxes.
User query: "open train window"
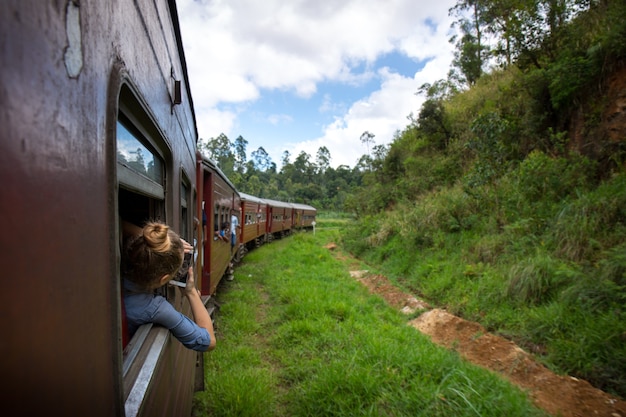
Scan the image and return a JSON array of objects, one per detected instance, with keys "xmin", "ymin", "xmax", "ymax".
[
  {"xmin": 116, "ymin": 115, "xmax": 166, "ymax": 230},
  {"xmin": 116, "ymin": 87, "xmax": 170, "ymax": 357}
]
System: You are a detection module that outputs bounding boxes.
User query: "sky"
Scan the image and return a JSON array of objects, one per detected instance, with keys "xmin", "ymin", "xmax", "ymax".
[{"xmin": 177, "ymin": 0, "xmax": 458, "ymax": 169}]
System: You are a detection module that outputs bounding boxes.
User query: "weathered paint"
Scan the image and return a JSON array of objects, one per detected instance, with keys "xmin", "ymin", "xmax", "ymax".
[{"xmin": 0, "ymin": 1, "xmax": 198, "ymax": 416}]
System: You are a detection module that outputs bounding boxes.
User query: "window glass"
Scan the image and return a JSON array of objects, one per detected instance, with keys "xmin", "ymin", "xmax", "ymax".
[{"xmin": 117, "ymin": 120, "xmax": 164, "ymax": 185}]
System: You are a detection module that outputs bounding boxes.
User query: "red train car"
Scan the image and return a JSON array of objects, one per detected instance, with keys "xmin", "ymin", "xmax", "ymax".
[
  {"xmin": 1, "ymin": 1, "xmax": 208, "ymax": 416},
  {"xmin": 263, "ymin": 198, "xmax": 294, "ymax": 240},
  {"xmin": 239, "ymin": 192, "xmax": 268, "ymax": 252},
  {"xmin": 197, "ymin": 155, "xmax": 240, "ymax": 295},
  {"xmin": 290, "ymin": 202, "xmax": 318, "ymax": 230}
]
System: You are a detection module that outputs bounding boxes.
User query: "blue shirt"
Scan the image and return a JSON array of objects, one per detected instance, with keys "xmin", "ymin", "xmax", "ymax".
[{"xmin": 123, "ymin": 280, "xmax": 211, "ymax": 351}]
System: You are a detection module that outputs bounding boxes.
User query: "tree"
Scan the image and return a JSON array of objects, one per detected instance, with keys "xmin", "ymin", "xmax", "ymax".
[
  {"xmin": 355, "ymin": 154, "xmax": 373, "ymax": 173},
  {"xmin": 244, "ymin": 174, "xmax": 263, "ymax": 197},
  {"xmin": 233, "ymin": 135, "xmax": 248, "ymax": 174},
  {"xmin": 251, "ymin": 146, "xmax": 272, "ymax": 171},
  {"xmin": 449, "ymin": 0, "xmax": 490, "ymax": 86},
  {"xmin": 199, "ymin": 133, "xmax": 234, "ymax": 175},
  {"xmin": 360, "ymin": 131, "xmax": 375, "ymax": 170},
  {"xmin": 293, "ymin": 151, "xmax": 314, "ymax": 184},
  {"xmin": 281, "ymin": 150, "xmax": 291, "ymax": 167},
  {"xmin": 315, "ymin": 146, "xmax": 331, "ymax": 175},
  {"xmin": 418, "ymin": 99, "xmax": 451, "ymax": 149},
  {"xmin": 360, "ymin": 131, "xmax": 375, "ymax": 156},
  {"xmin": 128, "ymin": 147, "xmax": 147, "ymax": 175}
]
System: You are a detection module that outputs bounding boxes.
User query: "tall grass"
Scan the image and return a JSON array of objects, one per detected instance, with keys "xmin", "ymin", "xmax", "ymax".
[
  {"xmin": 192, "ymin": 225, "xmax": 547, "ymax": 417},
  {"xmin": 341, "ymin": 168, "xmax": 626, "ymax": 398}
]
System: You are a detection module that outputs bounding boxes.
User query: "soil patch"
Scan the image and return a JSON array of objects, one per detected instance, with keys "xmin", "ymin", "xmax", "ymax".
[{"xmin": 347, "ymin": 267, "xmax": 626, "ymax": 417}]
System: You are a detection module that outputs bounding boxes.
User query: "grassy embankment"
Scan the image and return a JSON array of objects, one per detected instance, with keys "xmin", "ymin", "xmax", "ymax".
[
  {"xmin": 342, "ymin": 169, "xmax": 626, "ymax": 399},
  {"xmin": 191, "ymin": 218, "xmax": 548, "ymax": 417}
]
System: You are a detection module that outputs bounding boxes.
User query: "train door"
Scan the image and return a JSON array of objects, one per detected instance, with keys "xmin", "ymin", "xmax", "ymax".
[
  {"xmin": 267, "ymin": 206, "xmax": 273, "ymax": 233},
  {"xmin": 200, "ymin": 168, "xmax": 213, "ymax": 295},
  {"xmin": 294, "ymin": 209, "xmax": 301, "ymax": 229}
]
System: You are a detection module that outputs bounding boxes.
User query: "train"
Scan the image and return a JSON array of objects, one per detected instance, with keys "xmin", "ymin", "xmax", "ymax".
[{"xmin": 0, "ymin": 1, "xmax": 316, "ymax": 417}]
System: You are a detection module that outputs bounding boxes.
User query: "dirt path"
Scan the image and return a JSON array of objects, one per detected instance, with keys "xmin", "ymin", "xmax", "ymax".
[{"xmin": 346, "ymin": 267, "xmax": 626, "ymax": 417}]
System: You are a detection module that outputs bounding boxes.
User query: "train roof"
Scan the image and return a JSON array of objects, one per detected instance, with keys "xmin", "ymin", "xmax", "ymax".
[
  {"xmin": 239, "ymin": 192, "xmax": 266, "ymax": 204},
  {"xmin": 289, "ymin": 202, "xmax": 317, "ymax": 211},
  {"xmin": 261, "ymin": 198, "xmax": 294, "ymax": 209},
  {"xmin": 259, "ymin": 198, "xmax": 316, "ymax": 211},
  {"xmin": 199, "ymin": 154, "xmax": 239, "ymax": 197}
]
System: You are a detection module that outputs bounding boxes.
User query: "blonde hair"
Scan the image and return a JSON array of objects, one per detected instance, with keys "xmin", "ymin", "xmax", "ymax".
[{"xmin": 122, "ymin": 221, "xmax": 184, "ymax": 290}]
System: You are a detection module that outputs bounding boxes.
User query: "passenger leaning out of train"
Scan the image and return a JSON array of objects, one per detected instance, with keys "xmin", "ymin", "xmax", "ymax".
[
  {"xmin": 230, "ymin": 208, "xmax": 240, "ymax": 250},
  {"xmin": 121, "ymin": 221, "xmax": 216, "ymax": 352},
  {"xmin": 214, "ymin": 221, "xmax": 229, "ymax": 242}
]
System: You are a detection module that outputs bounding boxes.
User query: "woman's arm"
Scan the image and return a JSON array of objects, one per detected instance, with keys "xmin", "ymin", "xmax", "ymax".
[
  {"xmin": 182, "ymin": 266, "xmax": 216, "ymax": 351},
  {"xmin": 122, "ymin": 219, "xmax": 142, "ymax": 238}
]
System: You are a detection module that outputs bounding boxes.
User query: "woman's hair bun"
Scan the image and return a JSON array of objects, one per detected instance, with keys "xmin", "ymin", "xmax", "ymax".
[{"xmin": 143, "ymin": 222, "xmax": 171, "ymax": 252}]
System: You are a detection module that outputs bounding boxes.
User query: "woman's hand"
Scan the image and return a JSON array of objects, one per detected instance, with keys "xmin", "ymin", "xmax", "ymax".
[
  {"xmin": 181, "ymin": 264, "xmax": 200, "ymax": 296},
  {"xmin": 180, "ymin": 238, "xmax": 194, "ymax": 253}
]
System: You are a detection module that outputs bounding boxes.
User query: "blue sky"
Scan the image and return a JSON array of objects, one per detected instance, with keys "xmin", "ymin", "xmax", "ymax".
[{"xmin": 178, "ymin": 0, "xmax": 457, "ymax": 169}]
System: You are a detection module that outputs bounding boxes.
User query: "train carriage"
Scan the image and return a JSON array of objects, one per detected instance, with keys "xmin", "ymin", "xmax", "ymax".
[
  {"xmin": 263, "ymin": 198, "xmax": 294, "ymax": 240},
  {"xmin": 1, "ymin": 1, "xmax": 205, "ymax": 416},
  {"xmin": 197, "ymin": 154, "xmax": 240, "ymax": 296},
  {"xmin": 239, "ymin": 192, "xmax": 268, "ymax": 251},
  {"xmin": 290, "ymin": 202, "xmax": 317, "ymax": 230}
]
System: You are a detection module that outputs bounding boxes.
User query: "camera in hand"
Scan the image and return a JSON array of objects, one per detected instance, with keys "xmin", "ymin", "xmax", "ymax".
[{"xmin": 169, "ymin": 252, "xmax": 193, "ymax": 287}]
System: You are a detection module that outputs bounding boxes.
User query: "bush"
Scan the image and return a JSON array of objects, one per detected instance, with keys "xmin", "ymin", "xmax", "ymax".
[
  {"xmin": 514, "ymin": 150, "xmax": 596, "ymax": 203},
  {"xmin": 506, "ymin": 252, "xmax": 573, "ymax": 305},
  {"xmin": 547, "ymin": 55, "xmax": 595, "ymax": 110},
  {"xmin": 551, "ymin": 173, "xmax": 626, "ymax": 261}
]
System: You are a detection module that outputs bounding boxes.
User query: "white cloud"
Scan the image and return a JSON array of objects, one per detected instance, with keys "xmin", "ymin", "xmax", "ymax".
[
  {"xmin": 287, "ymin": 68, "xmax": 432, "ymax": 167},
  {"xmin": 267, "ymin": 114, "xmax": 293, "ymax": 126},
  {"xmin": 178, "ymin": 0, "xmax": 457, "ymax": 168}
]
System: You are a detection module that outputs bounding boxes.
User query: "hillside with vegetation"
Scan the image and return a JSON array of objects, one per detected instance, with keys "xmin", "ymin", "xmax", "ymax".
[
  {"xmin": 198, "ymin": 0, "xmax": 626, "ymax": 399},
  {"xmin": 342, "ymin": 0, "xmax": 626, "ymax": 399}
]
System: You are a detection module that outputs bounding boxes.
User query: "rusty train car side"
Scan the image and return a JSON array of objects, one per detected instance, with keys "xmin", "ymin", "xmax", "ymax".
[{"xmin": 1, "ymin": 1, "xmax": 203, "ymax": 416}]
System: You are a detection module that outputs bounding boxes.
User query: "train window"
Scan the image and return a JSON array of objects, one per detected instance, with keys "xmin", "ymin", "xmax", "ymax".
[
  {"xmin": 116, "ymin": 88, "xmax": 170, "ymax": 356},
  {"xmin": 117, "ymin": 117, "xmax": 164, "ymax": 199},
  {"xmin": 181, "ymin": 180, "xmax": 189, "ymax": 241}
]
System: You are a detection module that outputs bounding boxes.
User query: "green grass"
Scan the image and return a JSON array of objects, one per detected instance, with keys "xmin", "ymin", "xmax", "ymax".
[
  {"xmin": 341, "ymin": 171, "xmax": 626, "ymax": 398},
  {"xmin": 192, "ymin": 229, "xmax": 547, "ymax": 417}
]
